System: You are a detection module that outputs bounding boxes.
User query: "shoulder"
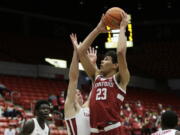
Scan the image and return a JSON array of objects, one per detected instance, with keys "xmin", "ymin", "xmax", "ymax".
[
  {"xmin": 20, "ymin": 119, "xmax": 35, "ymax": 134},
  {"xmin": 114, "ymin": 73, "xmax": 128, "ymax": 91},
  {"xmin": 24, "ymin": 119, "xmax": 35, "ymax": 127}
]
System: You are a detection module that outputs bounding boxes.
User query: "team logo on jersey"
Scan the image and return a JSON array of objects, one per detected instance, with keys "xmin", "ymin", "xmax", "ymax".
[{"xmin": 117, "ymin": 94, "xmax": 124, "ymax": 101}]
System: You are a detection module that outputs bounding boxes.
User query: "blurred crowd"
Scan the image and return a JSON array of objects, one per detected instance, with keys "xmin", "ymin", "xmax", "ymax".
[
  {"xmin": 119, "ymin": 101, "xmax": 179, "ymax": 135},
  {"xmin": 1, "ymin": 87, "xmax": 180, "ymax": 135}
]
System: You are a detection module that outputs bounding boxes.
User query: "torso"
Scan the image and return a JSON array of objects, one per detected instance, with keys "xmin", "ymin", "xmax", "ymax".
[
  {"xmin": 30, "ymin": 118, "xmax": 49, "ymax": 135},
  {"xmin": 65, "ymin": 107, "xmax": 90, "ymax": 135},
  {"xmin": 90, "ymin": 75, "xmax": 126, "ymax": 128}
]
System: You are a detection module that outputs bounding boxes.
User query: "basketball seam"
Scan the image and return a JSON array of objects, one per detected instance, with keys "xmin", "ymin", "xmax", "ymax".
[{"xmin": 106, "ymin": 12, "xmax": 121, "ymax": 22}]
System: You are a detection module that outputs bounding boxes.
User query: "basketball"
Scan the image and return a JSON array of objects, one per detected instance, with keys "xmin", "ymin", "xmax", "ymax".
[{"xmin": 103, "ymin": 7, "xmax": 124, "ymax": 29}]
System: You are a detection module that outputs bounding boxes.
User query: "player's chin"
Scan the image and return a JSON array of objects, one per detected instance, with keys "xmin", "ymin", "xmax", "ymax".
[
  {"xmin": 100, "ymin": 68, "xmax": 105, "ymax": 73},
  {"xmin": 99, "ymin": 67, "xmax": 103, "ymax": 72},
  {"xmin": 41, "ymin": 114, "xmax": 50, "ymax": 119}
]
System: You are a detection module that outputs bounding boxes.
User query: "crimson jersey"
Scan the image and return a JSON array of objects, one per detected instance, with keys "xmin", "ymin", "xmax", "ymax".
[{"xmin": 90, "ymin": 75, "xmax": 126, "ymax": 128}]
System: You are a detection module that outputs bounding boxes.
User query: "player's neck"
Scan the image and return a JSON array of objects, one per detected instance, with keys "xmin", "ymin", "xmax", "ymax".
[
  {"xmin": 103, "ymin": 71, "xmax": 116, "ymax": 78},
  {"xmin": 36, "ymin": 117, "xmax": 45, "ymax": 125}
]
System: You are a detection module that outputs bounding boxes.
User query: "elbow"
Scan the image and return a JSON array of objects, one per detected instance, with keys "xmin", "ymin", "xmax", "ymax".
[
  {"xmin": 78, "ymin": 51, "xmax": 84, "ymax": 58},
  {"xmin": 117, "ymin": 47, "xmax": 126, "ymax": 56},
  {"xmin": 117, "ymin": 50, "xmax": 124, "ymax": 56},
  {"xmin": 77, "ymin": 47, "xmax": 86, "ymax": 57}
]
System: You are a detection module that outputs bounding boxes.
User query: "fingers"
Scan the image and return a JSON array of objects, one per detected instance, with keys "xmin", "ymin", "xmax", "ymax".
[
  {"xmin": 90, "ymin": 47, "xmax": 92, "ymax": 54},
  {"xmin": 121, "ymin": 11, "xmax": 127, "ymax": 19},
  {"xmin": 87, "ymin": 47, "xmax": 97, "ymax": 55},
  {"xmin": 101, "ymin": 13, "xmax": 105, "ymax": 21},
  {"xmin": 87, "ymin": 47, "xmax": 90, "ymax": 54},
  {"xmin": 70, "ymin": 33, "xmax": 78, "ymax": 44},
  {"xmin": 95, "ymin": 49, "xmax": 97, "ymax": 55},
  {"xmin": 70, "ymin": 33, "xmax": 79, "ymax": 51}
]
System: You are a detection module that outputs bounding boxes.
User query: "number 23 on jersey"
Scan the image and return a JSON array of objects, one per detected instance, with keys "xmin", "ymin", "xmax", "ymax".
[{"xmin": 96, "ymin": 88, "xmax": 107, "ymax": 100}]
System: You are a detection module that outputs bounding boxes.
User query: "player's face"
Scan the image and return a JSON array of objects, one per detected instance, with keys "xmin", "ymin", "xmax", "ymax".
[
  {"xmin": 37, "ymin": 104, "xmax": 51, "ymax": 119},
  {"xmin": 100, "ymin": 56, "xmax": 116, "ymax": 74},
  {"xmin": 75, "ymin": 90, "xmax": 84, "ymax": 106}
]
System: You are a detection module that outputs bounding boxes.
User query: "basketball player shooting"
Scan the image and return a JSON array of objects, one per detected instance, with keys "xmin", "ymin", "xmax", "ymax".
[{"xmin": 71, "ymin": 10, "xmax": 130, "ymax": 135}]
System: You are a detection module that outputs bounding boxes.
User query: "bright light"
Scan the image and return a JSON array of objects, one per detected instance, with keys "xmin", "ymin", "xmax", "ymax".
[
  {"xmin": 79, "ymin": 63, "xmax": 84, "ymax": 71},
  {"xmin": 105, "ymin": 42, "xmax": 118, "ymax": 48},
  {"xmin": 45, "ymin": 58, "xmax": 67, "ymax": 68},
  {"xmin": 112, "ymin": 29, "xmax": 120, "ymax": 33}
]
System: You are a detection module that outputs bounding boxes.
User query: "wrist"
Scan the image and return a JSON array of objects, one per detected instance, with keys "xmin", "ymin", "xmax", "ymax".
[
  {"xmin": 120, "ymin": 27, "xmax": 126, "ymax": 33},
  {"xmin": 120, "ymin": 27, "xmax": 126, "ymax": 31},
  {"xmin": 95, "ymin": 26, "xmax": 103, "ymax": 34}
]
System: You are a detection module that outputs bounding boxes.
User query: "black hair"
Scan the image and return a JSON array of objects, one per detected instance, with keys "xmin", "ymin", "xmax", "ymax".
[
  {"xmin": 104, "ymin": 50, "xmax": 117, "ymax": 64},
  {"xmin": 34, "ymin": 100, "xmax": 50, "ymax": 111},
  {"xmin": 161, "ymin": 110, "xmax": 178, "ymax": 129}
]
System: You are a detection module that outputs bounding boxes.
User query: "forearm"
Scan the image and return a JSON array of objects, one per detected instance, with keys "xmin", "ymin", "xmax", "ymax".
[
  {"xmin": 117, "ymin": 28, "xmax": 127, "ymax": 55},
  {"xmin": 69, "ymin": 51, "xmax": 79, "ymax": 81},
  {"xmin": 66, "ymin": 80, "xmax": 78, "ymax": 101},
  {"xmin": 116, "ymin": 27, "xmax": 130, "ymax": 86},
  {"xmin": 66, "ymin": 50, "xmax": 79, "ymax": 103}
]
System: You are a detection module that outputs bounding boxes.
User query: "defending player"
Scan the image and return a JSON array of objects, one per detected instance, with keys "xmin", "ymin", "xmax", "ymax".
[{"xmin": 64, "ymin": 35, "xmax": 97, "ymax": 135}]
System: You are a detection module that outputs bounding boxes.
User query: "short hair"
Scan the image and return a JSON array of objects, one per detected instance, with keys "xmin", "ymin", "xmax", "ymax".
[
  {"xmin": 34, "ymin": 100, "xmax": 50, "ymax": 111},
  {"xmin": 161, "ymin": 110, "xmax": 178, "ymax": 129},
  {"xmin": 104, "ymin": 50, "xmax": 117, "ymax": 64}
]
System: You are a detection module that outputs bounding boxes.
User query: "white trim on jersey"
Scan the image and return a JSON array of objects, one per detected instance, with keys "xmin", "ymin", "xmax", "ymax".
[
  {"xmin": 117, "ymin": 93, "xmax": 124, "ymax": 101},
  {"xmin": 113, "ymin": 75, "xmax": 126, "ymax": 94},
  {"xmin": 95, "ymin": 75, "xmax": 101, "ymax": 80},
  {"xmin": 90, "ymin": 122, "xmax": 121, "ymax": 133}
]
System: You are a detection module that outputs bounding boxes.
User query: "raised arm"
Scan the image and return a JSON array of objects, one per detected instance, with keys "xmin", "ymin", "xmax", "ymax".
[
  {"xmin": 82, "ymin": 47, "xmax": 97, "ymax": 107},
  {"xmin": 77, "ymin": 15, "xmax": 107, "ymax": 80},
  {"xmin": 64, "ymin": 34, "xmax": 79, "ymax": 116},
  {"xmin": 116, "ymin": 11, "xmax": 130, "ymax": 90}
]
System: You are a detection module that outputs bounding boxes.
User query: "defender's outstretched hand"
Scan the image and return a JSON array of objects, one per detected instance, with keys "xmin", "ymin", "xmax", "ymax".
[
  {"xmin": 70, "ymin": 33, "xmax": 80, "ymax": 51},
  {"xmin": 87, "ymin": 47, "xmax": 97, "ymax": 65}
]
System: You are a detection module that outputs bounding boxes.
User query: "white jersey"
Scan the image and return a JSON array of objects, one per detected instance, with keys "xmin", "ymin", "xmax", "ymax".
[
  {"xmin": 31, "ymin": 118, "xmax": 49, "ymax": 135},
  {"xmin": 65, "ymin": 107, "xmax": 90, "ymax": 135},
  {"xmin": 152, "ymin": 129, "xmax": 177, "ymax": 135},
  {"xmin": 4, "ymin": 129, "xmax": 16, "ymax": 135}
]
